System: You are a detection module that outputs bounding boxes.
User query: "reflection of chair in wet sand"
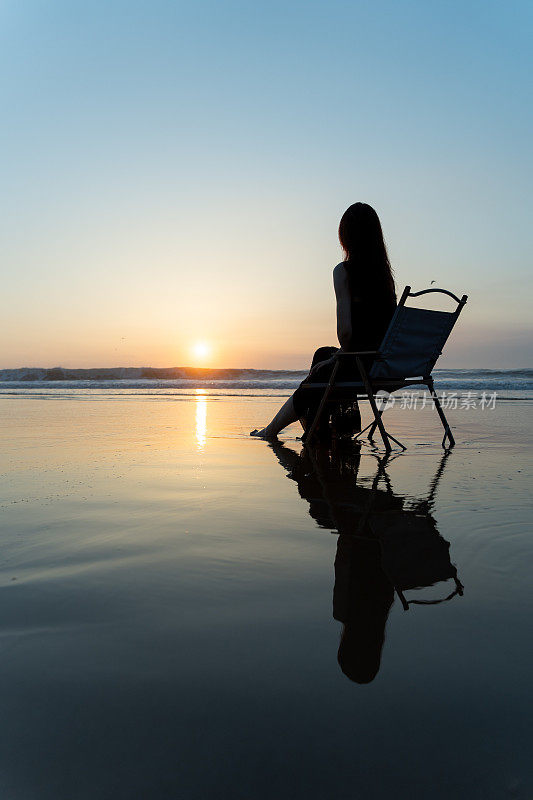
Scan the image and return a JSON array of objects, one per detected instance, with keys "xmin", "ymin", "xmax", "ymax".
[
  {"xmin": 269, "ymin": 441, "xmax": 463, "ymax": 682},
  {"xmin": 354, "ymin": 451, "xmax": 464, "ymax": 610}
]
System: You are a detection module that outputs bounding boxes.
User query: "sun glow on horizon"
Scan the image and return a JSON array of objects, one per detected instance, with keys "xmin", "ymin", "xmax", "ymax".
[{"xmin": 191, "ymin": 341, "xmax": 211, "ymax": 362}]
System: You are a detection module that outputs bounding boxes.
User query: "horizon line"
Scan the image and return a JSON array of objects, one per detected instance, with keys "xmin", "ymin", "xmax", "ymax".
[{"xmin": 1, "ymin": 364, "xmax": 532, "ymax": 372}]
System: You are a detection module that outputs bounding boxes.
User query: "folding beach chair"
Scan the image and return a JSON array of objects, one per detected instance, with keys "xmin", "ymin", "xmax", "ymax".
[
  {"xmin": 368, "ymin": 510, "xmax": 464, "ymax": 610},
  {"xmin": 302, "ymin": 286, "xmax": 468, "ymax": 451},
  {"xmin": 355, "ymin": 450, "xmax": 464, "ymax": 610}
]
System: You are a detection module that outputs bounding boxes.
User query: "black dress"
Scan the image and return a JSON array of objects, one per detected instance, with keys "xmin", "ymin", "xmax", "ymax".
[{"xmin": 292, "ymin": 292, "xmax": 396, "ymax": 428}]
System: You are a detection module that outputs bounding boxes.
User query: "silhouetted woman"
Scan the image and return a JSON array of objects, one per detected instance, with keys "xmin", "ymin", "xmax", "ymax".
[{"xmin": 251, "ymin": 203, "xmax": 396, "ymax": 439}]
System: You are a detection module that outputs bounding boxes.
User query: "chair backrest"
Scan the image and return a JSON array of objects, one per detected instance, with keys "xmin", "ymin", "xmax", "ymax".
[
  {"xmin": 370, "ymin": 510, "xmax": 456, "ymax": 590},
  {"xmin": 370, "ymin": 286, "xmax": 467, "ymax": 379}
]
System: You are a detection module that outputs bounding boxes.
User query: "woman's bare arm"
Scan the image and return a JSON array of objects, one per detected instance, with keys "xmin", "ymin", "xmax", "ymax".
[{"xmin": 333, "ymin": 263, "xmax": 353, "ymax": 350}]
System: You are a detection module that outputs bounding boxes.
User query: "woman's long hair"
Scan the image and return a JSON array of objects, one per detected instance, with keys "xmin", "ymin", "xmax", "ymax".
[{"xmin": 338, "ymin": 203, "xmax": 396, "ymax": 304}]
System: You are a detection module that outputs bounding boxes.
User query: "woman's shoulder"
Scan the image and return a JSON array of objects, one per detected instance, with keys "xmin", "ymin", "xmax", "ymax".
[
  {"xmin": 333, "ymin": 263, "xmax": 350, "ymax": 298},
  {"xmin": 333, "ymin": 262, "xmax": 348, "ymax": 283},
  {"xmin": 333, "ymin": 263, "xmax": 362, "ymax": 302}
]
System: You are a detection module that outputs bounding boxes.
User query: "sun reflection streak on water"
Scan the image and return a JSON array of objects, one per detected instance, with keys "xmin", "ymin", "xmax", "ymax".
[{"xmin": 195, "ymin": 389, "xmax": 207, "ymax": 451}]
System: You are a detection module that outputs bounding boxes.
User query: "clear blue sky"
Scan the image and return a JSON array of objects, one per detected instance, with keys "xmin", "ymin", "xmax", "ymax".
[{"xmin": 1, "ymin": 0, "xmax": 531, "ymax": 368}]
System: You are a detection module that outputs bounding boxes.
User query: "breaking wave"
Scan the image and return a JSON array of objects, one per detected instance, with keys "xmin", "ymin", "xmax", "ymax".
[
  {"xmin": 0, "ymin": 367, "xmax": 532, "ymax": 395},
  {"xmin": 0, "ymin": 366, "xmax": 305, "ymax": 382}
]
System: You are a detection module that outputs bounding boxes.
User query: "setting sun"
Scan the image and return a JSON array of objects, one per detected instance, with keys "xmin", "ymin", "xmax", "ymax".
[{"xmin": 192, "ymin": 341, "xmax": 211, "ymax": 361}]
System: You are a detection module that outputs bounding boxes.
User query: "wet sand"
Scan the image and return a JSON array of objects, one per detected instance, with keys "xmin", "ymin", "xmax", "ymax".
[{"xmin": 0, "ymin": 395, "xmax": 531, "ymax": 799}]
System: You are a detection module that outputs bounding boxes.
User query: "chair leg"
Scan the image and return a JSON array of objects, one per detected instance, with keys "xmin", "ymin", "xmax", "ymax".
[
  {"xmin": 368, "ymin": 410, "xmax": 382, "ymax": 440},
  {"xmin": 303, "ymin": 361, "xmax": 340, "ymax": 445},
  {"xmin": 356, "ymin": 358, "xmax": 392, "ymax": 453},
  {"xmin": 376, "ymin": 540, "xmax": 409, "ymax": 609},
  {"xmin": 357, "ymin": 400, "xmax": 406, "ymax": 450},
  {"xmin": 427, "ymin": 379, "xmax": 455, "ymax": 448},
  {"xmin": 368, "ymin": 394, "xmax": 391, "ymax": 439},
  {"xmin": 366, "ymin": 393, "xmax": 392, "ymax": 452},
  {"xmin": 395, "ymin": 586, "xmax": 410, "ymax": 611},
  {"xmin": 353, "ymin": 418, "xmax": 376, "ymax": 441},
  {"xmin": 383, "ymin": 430, "xmax": 407, "ymax": 450}
]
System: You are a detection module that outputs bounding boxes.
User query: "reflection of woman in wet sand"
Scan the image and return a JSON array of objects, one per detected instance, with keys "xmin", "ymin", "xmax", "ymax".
[
  {"xmin": 269, "ymin": 440, "xmax": 399, "ymax": 683},
  {"xmin": 269, "ymin": 441, "xmax": 461, "ymax": 683},
  {"xmin": 333, "ymin": 534, "xmax": 394, "ymax": 683}
]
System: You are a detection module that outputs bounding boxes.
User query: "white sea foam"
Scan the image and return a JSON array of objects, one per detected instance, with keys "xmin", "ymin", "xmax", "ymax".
[{"xmin": 0, "ymin": 368, "xmax": 531, "ymax": 397}]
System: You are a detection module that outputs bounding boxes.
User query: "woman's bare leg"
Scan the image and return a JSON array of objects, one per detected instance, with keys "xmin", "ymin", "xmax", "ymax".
[
  {"xmin": 250, "ymin": 396, "xmax": 298, "ymax": 440},
  {"xmin": 251, "ymin": 346, "xmax": 338, "ymax": 440}
]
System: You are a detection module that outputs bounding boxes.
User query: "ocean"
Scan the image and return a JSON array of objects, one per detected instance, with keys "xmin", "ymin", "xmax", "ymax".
[{"xmin": 0, "ymin": 367, "xmax": 532, "ymax": 400}]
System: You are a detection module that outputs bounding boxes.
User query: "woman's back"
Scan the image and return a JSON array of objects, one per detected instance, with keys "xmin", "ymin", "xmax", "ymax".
[
  {"xmin": 343, "ymin": 255, "xmax": 396, "ymax": 353},
  {"xmin": 349, "ymin": 291, "xmax": 396, "ymax": 352}
]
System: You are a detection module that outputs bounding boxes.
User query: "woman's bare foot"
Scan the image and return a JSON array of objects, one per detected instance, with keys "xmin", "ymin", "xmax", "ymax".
[
  {"xmin": 249, "ymin": 397, "xmax": 297, "ymax": 441},
  {"xmin": 250, "ymin": 427, "xmax": 278, "ymax": 440}
]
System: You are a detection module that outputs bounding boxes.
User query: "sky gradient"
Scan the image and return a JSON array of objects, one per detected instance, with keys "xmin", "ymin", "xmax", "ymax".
[{"xmin": 1, "ymin": 0, "xmax": 532, "ymax": 369}]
